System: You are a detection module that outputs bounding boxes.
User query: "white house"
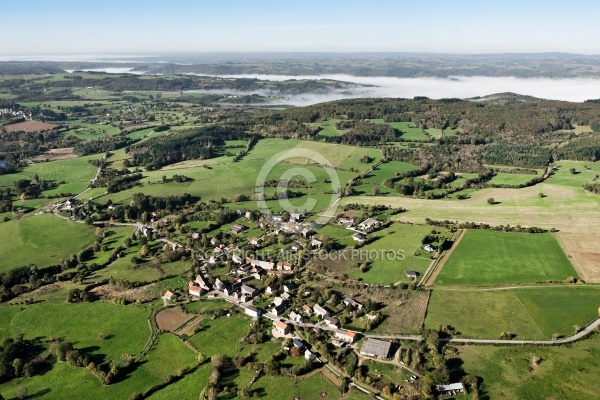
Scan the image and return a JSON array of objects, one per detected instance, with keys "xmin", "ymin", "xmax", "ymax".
[
  {"xmin": 313, "ymin": 304, "xmax": 330, "ymax": 319},
  {"xmin": 358, "ymin": 218, "xmax": 379, "ymax": 231},
  {"xmin": 289, "ymin": 311, "xmax": 303, "ymax": 323}
]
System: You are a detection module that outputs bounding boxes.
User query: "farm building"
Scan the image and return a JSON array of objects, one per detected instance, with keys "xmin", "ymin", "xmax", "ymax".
[
  {"xmin": 343, "ymin": 297, "xmax": 363, "ymax": 310},
  {"xmin": 162, "ymin": 290, "xmax": 177, "ymax": 300},
  {"xmin": 266, "ymin": 283, "xmax": 279, "ymax": 295},
  {"xmin": 241, "ymin": 285, "xmax": 260, "ymax": 298},
  {"xmin": 323, "ymin": 316, "xmax": 340, "ymax": 328},
  {"xmin": 424, "ymin": 244, "xmax": 438, "ymax": 252},
  {"xmin": 230, "ymin": 224, "xmax": 247, "ymax": 234},
  {"xmin": 358, "ymin": 218, "xmax": 379, "ymax": 231},
  {"xmin": 289, "ymin": 311, "xmax": 303, "ymax": 323},
  {"xmin": 406, "ymin": 270, "xmax": 417, "ymax": 279},
  {"xmin": 436, "ymin": 383, "xmax": 465, "ymax": 395},
  {"xmin": 305, "ymin": 349, "xmax": 317, "ymax": 361},
  {"xmin": 360, "ymin": 338, "xmax": 392, "ymax": 359},
  {"xmin": 188, "ymin": 282, "xmax": 202, "ymax": 297},
  {"xmin": 352, "ymin": 233, "xmax": 366, "ymax": 242},
  {"xmin": 271, "ymin": 304, "xmax": 287, "ymax": 316}
]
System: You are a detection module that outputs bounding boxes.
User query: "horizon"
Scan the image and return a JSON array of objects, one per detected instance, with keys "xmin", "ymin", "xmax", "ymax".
[{"xmin": 2, "ymin": 0, "xmax": 600, "ymax": 54}]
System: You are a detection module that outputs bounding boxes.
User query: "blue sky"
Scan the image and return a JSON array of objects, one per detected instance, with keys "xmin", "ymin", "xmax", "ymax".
[{"xmin": 2, "ymin": 0, "xmax": 599, "ymax": 54}]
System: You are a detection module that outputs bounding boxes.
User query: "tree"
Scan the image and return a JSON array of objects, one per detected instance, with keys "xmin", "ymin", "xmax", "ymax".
[
  {"xmin": 487, "ymin": 197, "xmax": 495, "ymax": 205},
  {"xmin": 569, "ymin": 168, "xmax": 576, "ymax": 174}
]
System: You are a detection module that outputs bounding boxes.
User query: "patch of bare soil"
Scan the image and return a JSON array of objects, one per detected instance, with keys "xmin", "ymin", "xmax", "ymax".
[
  {"xmin": 556, "ymin": 232, "xmax": 600, "ymax": 283},
  {"xmin": 90, "ymin": 284, "xmax": 155, "ymax": 302},
  {"xmin": 3, "ymin": 120, "xmax": 58, "ymax": 133},
  {"xmin": 33, "ymin": 147, "xmax": 76, "ymax": 161},
  {"xmin": 156, "ymin": 307, "xmax": 192, "ymax": 332}
]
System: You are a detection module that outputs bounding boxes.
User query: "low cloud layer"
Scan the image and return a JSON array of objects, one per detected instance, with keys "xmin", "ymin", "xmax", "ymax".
[{"xmin": 199, "ymin": 73, "xmax": 600, "ymax": 104}]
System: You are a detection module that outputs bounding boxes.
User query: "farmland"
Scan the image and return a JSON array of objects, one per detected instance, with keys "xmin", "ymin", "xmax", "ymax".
[
  {"xmin": 0, "ymin": 214, "xmax": 96, "ymax": 271},
  {"xmin": 425, "ymin": 286, "xmax": 600, "ymax": 339},
  {"xmin": 457, "ymin": 334, "xmax": 600, "ymax": 400},
  {"xmin": 434, "ymin": 230, "xmax": 576, "ymax": 286}
]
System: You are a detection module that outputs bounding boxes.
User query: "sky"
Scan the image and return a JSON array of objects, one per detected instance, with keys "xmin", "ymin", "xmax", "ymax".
[{"xmin": 1, "ymin": 0, "xmax": 599, "ymax": 55}]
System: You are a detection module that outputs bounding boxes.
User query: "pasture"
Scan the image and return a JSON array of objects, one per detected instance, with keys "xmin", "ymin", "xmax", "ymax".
[
  {"xmin": 457, "ymin": 334, "xmax": 600, "ymax": 400},
  {"xmin": 186, "ymin": 313, "xmax": 252, "ymax": 357},
  {"xmin": 487, "ymin": 172, "xmax": 539, "ymax": 186},
  {"xmin": 369, "ymin": 119, "xmax": 430, "ymax": 141},
  {"xmin": 251, "ymin": 372, "xmax": 341, "ymax": 400},
  {"xmin": 346, "ymin": 223, "xmax": 443, "ymax": 285},
  {"xmin": 434, "ymin": 230, "xmax": 576, "ymax": 286},
  {"xmin": 425, "ymin": 286, "xmax": 600, "ymax": 339},
  {"xmin": 0, "ymin": 214, "xmax": 96, "ymax": 271}
]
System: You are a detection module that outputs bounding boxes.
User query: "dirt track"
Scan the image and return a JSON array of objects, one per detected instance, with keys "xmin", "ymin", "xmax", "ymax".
[{"xmin": 424, "ymin": 229, "xmax": 466, "ymax": 286}]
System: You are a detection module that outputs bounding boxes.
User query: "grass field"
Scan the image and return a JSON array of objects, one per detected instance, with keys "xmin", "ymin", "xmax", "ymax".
[
  {"xmin": 434, "ymin": 230, "xmax": 576, "ymax": 286},
  {"xmin": 187, "ymin": 313, "xmax": 252, "ymax": 357},
  {"xmin": 457, "ymin": 333, "xmax": 600, "ymax": 399},
  {"xmin": 369, "ymin": 120, "xmax": 430, "ymax": 141},
  {"xmin": 146, "ymin": 363, "xmax": 211, "ymax": 399},
  {"xmin": 488, "ymin": 172, "xmax": 539, "ymax": 186},
  {"xmin": 353, "ymin": 160, "xmax": 420, "ymax": 195},
  {"xmin": 0, "ymin": 214, "xmax": 96, "ymax": 271},
  {"xmin": 306, "ymin": 119, "xmax": 346, "ymax": 136},
  {"xmin": 3, "ymin": 302, "xmax": 149, "ymax": 359},
  {"xmin": 346, "ymin": 223, "xmax": 443, "ymax": 285},
  {"xmin": 0, "ymin": 332, "xmax": 197, "ymax": 400},
  {"xmin": 251, "ymin": 372, "xmax": 341, "ymax": 400},
  {"xmin": 425, "ymin": 286, "xmax": 600, "ymax": 339}
]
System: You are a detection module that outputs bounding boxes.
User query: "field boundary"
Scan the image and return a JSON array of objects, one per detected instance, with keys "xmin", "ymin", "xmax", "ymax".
[
  {"xmin": 422, "ymin": 229, "xmax": 466, "ymax": 286},
  {"xmin": 553, "ymin": 231, "xmax": 587, "ymax": 281}
]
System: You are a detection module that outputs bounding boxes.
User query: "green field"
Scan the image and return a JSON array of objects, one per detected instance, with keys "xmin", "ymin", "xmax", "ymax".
[
  {"xmin": 488, "ymin": 172, "xmax": 539, "ymax": 186},
  {"xmin": 2, "ymin": 302, "xmax": 149, "ymax": 359},
  {"xmin": 346, "ymin": 223, "xmax": 441, "ymax": 285},
  {"xmin": 425, "ymin": 287, "xmax": 600, "ymax": 339},
  {"xmin": 354, "ymin": 160, "xmax": 421, "ymax": 195},
  {"xmin": 0, "ymin": 332, "xmax": 197, "ymax": 400},
  {"xmin": 0, "ymin": 214, "xmax": 97, "ymax": 271},
  {"xmin": 187, "ymin": 313, "xmax": 252, "ymax": 357},
  {"xmin": 251, "ymin": 372, "xmax": 340, "ymax": 400},
  {"xmin": 306, "ymin": 118, "xmax": 345, "ymax": 136},
  {"xmin": 457, "ymin": 334, "xmax": 600, "ymax": 399},
  {"xmin": 370, "ymin": 119, "xmax": 430, "ymax": 141},
  {"xmin": 435, "ymin": 230, "xmax": 576, "ymax": 286}
]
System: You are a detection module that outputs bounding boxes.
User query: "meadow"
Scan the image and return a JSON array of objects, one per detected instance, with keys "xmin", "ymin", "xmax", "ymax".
[
  {"xmin": 369, "ymin": 119, "xmax": 430, "ymax": 141},
  {"xmin": 434, "ymin": 230, "xmax": 576, "ymax": 286},
  {"xmin": 425, "ymin": 286, "xmax": 600, "ymax": 339},
  {"xmin": 0, "ymin": 214, "xmax": 96, "ymax": 271},
  {"xmin": 487, "ymin": 172, "xmax": 540, "ymax": 186},
  {"xmin": 457, "ymin": 334, "xmax": 600, "ymax": 400},
  {"xmin": 346, "ymin": 223, "xmax": 443, "ymax": 285},
  {"xmin": 186, "ymin": 313, "xmax": 252, "ymax": 357}
]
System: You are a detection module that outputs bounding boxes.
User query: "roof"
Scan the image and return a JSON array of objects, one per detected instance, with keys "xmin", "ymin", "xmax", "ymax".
[
  {"xmin": 274, "ymin": 320, "xmax": 289, "ymax": 330},
  {"xmin": 313, "ymin": 304, "xmax": 329, "ymax": 315},
  {"xmin": 163, "ymin": 290, "xmax": 175, "ymax": 298},
  {"xmin": 359, "ymin": 217, "xmax": 378, "ymax": 227},
  {"xmin": 437, "ymin": 383, "xmax": 465, "ymax": 392},
  {"xmin": 292, "ymin": 338, "xmax": 305, "ymax": 348},
  {"xmin": 360, "ymin": 338, "xmax": 392, "ymax": 358}
]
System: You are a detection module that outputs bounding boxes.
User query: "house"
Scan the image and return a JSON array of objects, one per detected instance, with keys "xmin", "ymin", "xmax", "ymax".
[
  {"xmin": 210, "ymin": 237, "xmax": 220, "ymax": 246},
  {"xmin": 338, "ymin": 217, "xmax": 354, "ymax": 227},
  {"xmin": 281, "ymin": 292, "xmax": 291, "ymax": 301},
  {"xmin": 304, "ymin": 349, "xmax": 317, "ymax": 361},
  {"xmin": 241, "ymin": 285, "xmax": 260, "ymax": 298},
  {"xmin": 360, "ymin": 338, "xmax": 392, "ymax": 359},
  {"xmin": 291, "ymin": 243, "xmax": 303, "ymax": 252},
  {"xmin": 436, "ymin": 383, "xmax": 465, "ymax": 395},
  {"xmin": 271, "ymin": 304, "xmax": 287, "ymax": 316},
  {"xmin": 358, "ymin": 218, "xmax": 379, "ymax": 231},
  {"xmin": 188, "ymin": 282, "xmax": 202, "ymax": 297},
  {"xmin": 292, "ymin": 338, "xmax": 306, "ymax": 351},
  {"xmin": 310, "ymin": 238, "xmax": 323, "ymax": 248},
  {"xmin": 252, "ymin": 269, "xmax": 267, "ymax": 280},
  {"xmin": 274, "ymin": 320, "xmax": 292, "ymax": 335},
  {"xmin": 406, "ymin": 269, "xmax": 417, "ymax": 279},
  {"xmin": 245, "ymin": 210, "xmax": 253, "ymax": 219},
  {"xmin": 424, "ymin": 244, "xmax": 438, "ymax": 252},
  {"xmin": 273, "ymin": 297, "xmax": 285, "ymax": 307},
  {"xmin": 230, "ymin": 224, "xmax": 247, "ymax": 234},
  {"xmin": 236, "ymin": 208, "xmax": 247, "ymax": 216},
  {"xmin": 313, "ymin": 304, "xmax": 330, "ymax": 319},
  {"xmin": 236, "ymin": 264, "xmax": 251, "ymax": 274},
  {"xmin": 232, "ymin": 254, "xmax": 244, "ymax": 264},
  {"xmin": 267, "ymin": 270, "xmax": 284, "ymax": 277},
  {"xmin": 195, "ymin": 275, "xmax": 209, "ymax": 289},
  {"xmin": 243, "ymin": 305, "xmax": 261, "ymax": 319},
  {"xmin": 163, "ymin": 290, "xmax": 177, "ymax": 300},
  {"xmin": 250, "ymin": 259, "xmax": 274, "ymax": 270},
  {"xmin": 302, "ymin": 305, "xmax": 312, "ymax": 315},
  {"xmin": 352, "ymin": 233, "xmax": 366, "ymax": 242},
  {"xmin": 266, "ymin": 283, "xmax": 280, "ymax": 295},
  {"xmin": 289, "ymin": 311, "xmax": 303, "ymax": 323},
  {"xmin": 323, "ymin": 316, "xmax": 340, "ymax": 328},
  {"xmin": 192, "ymin": 232, "xmax": 200, "ymax": 241},
  {"xmin": 283, "ymin": 283, "xmax": 296, "ymax": 293},
  {"xmin": 249, "ymin": 237, "xmax": 263, "ymax": 247},
  {"xmin": 213, "ymin": 278, "xmax": 226, "ymax": 291},
  {"xmin": 272, "ymin": 215, "xmax": 283, "ymax": 223},
  {"xmin": 335, "ymin": 330, "xmax": 359, "ymax": 343},
  {"xmin": 343, "ymin": 298, "xmax": 364, "ymax": 310},
  {"xmin": 277, "ymin": 261, "xmax": 293, "ymax": 271},
  {"xmin": 301, "ymin": 227, "xmax": 314, "ymax": 238},
  {"xmin": 289, "ymin": 212, "xmax": 304, "ymax": 222}
]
